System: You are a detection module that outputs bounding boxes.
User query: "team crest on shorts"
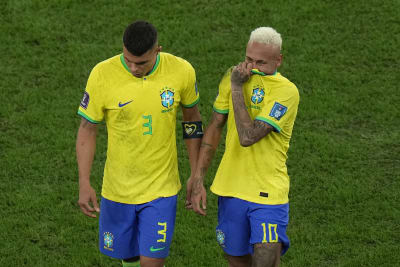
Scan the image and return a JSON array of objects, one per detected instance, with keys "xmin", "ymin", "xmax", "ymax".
[
  {"xmin": 216, "ymin": 229, "xmax": 226, "ymax": 248},
  {"xmin": 160, "ymin": 87, "xmax": 175, "ymax": 108},
  {"xmin": 269, "ymin": 102, "xmax": 287, "ymax": 121},
  {"xmin": 103, "ymin": 232, "xmax": 114, "ymax": 251},
  {"xmin": 251, "ymin": 86, "xmax": 265, "ymax": 104}
]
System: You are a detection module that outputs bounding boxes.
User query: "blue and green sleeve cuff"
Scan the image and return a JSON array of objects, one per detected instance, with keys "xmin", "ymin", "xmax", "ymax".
[
  {"xmin": 181, "ymin": 97, "xmax": 200, "ymax": 108},
  {"xmin": 213, "ymin": 105, "xmax": 229, "ymax": 114},
  {"xmin": 77, "ymin": 110, "xmax": 101, "ymax": 124},
  {"xmin": 255, "ymin": 116, "xmax": 281, "ymax": 132}
]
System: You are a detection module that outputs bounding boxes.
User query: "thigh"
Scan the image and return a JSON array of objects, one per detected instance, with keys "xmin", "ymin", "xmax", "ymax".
[
  {"xmin": 137, "ymin": 195, "xmax": 177, "ymax": 259},
  {"xmin": 216, "ymin": 197, "xmax": 252, "ymax": 256},
  {"xmin": 249, "ymin": 203, "xmax": 290, "ymax": 256},
  {"xmin": 99, "ymin": 197, "xmax": 139, "ymax": 259}
]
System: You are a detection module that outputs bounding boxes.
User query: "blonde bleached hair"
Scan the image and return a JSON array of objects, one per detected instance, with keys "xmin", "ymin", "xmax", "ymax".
[{"xmin": 249, "ymin": 27, "xmax": 282, "ymax": 50}]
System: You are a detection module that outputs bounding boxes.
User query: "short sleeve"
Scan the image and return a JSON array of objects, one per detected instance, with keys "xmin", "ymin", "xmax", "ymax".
[
  {"xmin": 255, "ymin": 84, "xmax": 299, "ymax": 133},
  {"xmin": 77, "ymin": 65, "xmax": 105, "ymax": 123},
  {"xmin": 180, "ymin": 62, "xmax": 200, "ymax": 108},
  {"xmin": 213, "ymin": 68, "xmax": 232, "ymax": 114}
]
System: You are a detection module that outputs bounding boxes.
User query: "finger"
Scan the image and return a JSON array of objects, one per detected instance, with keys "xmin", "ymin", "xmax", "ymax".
[
  {"xmin": 202, "ymin": 193, "xmax": 207, "ymax": 211},
  {"xmin": 186, "ymin": 189, "xmax": 192, "ymax": 203},
  {"xmin": 193, "ymin": 198, "xmax": 206, "ymax": 216},
  {"xmin": 92, "ymin": 195, "xmax": 100, "ymax": 213},
  {"xmin": 185, "ymin": 200, "xmax": 193, "ymax": 209},
  {"xmin": 80, "ymin": 203, "xmax": 97, "ymax": 218},
  {"xmin": 245, "ymin": 62, "xmax": 253, "ymax": 73}
]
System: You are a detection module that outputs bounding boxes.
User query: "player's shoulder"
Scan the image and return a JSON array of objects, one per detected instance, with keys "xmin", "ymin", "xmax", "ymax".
[
  {"xmin": 220, "ymin": 66, "xmax": 234, "ymax": 80},
  {"xmin": 274, "ymin": 73, "xmax": 299, "ymax": 99},
  {"xmin": 94, "ymin": 54, "xmax": 121, "ymax": 70},
  {"xmin": 160, "ymin": 52, "xmax": 194, "ymax": 71},
  {"xmin": 90, "ymin": 54, "xmax": 121, "ymax": 75}
]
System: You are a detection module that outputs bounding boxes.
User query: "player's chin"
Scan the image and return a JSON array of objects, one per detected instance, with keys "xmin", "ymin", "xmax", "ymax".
[{"xmin": 132, "ymin": 73, "xmax": 143, "ymax": 78}]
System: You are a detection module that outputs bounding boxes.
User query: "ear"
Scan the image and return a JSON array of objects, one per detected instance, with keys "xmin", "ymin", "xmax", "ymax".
[
  {"xmin": 157, "ymin": 46, "xmax": 162, "ymax": 53},
  {"xmin": 276, "ymin": 54, "xmax": 283, "ymax": 68}
]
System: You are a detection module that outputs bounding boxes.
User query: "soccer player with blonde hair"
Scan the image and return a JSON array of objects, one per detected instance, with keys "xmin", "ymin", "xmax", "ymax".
[{"xmin": 187, "ymin": 26, "xmax": 299, "ymax": 266}]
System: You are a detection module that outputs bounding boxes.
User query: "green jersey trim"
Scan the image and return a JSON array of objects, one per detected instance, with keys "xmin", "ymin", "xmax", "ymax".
[
  {"xmin": 120, "ymin": 54, "xmax": 130, "ymax": 73},
  {"xmin": 119, "ymin": 53, "xmax": 160, "ymax": 76},
  {"xmin": 251, "ymin": 69, "xmax": 277, "ymax": 76},
  {"xmin": 181, "ymin": 97, "xmax": 199, "ymax": 108},
  {"xmin": 147, "ymin": 53, "xmax": 160, "ymax": 76},
  {"xmin": 77, "ymin": 110, "xmax": 101, "ymax": 124},
  {"xmin": 255, "ymin": 116, "xmax": 281, "ymax": 132},
  {"xmin": 213, "ymin": 106, "xmax": 229, "ymax": 114}
]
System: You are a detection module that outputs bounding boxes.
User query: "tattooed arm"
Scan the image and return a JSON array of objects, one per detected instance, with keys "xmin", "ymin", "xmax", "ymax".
[
  {"xmin": 231, "ymin": 62, "xmax": 273, "ymax": 147},
  {"xmin": 76, "ymin": 118, "xmax": 100, "ymax": 218},
  {"xmin": 186, "ymin": 111, "xmax": 227, "ymax": 216}
]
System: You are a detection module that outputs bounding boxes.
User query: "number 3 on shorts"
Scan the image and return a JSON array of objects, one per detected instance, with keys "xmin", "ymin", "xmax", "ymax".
[
  {"xmin": 157, "ymin": 222, "xmax": 167, "ymax": 243},
  {"xmin": 261, "ymin": 223, "xmax": 278, "ymax": 243}
]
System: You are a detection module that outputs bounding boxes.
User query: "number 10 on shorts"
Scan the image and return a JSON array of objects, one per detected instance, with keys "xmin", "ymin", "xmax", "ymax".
[
  {"xmin": 261, "ymin": 223, "xmax": 278, "ymax": 243},
  {"xmin": 157, "ymin": 222, "xmax": 167, "ymax": 242}
]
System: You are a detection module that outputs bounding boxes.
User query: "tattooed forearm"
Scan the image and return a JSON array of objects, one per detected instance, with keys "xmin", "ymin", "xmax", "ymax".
[
  {"xmin": 209, "ymin": 112, "xmax": 227, "ymax": 129},
  {"xmin": 196, "ymin": 143, "xmax": 216, "ymax": 180},
  {"xmin": 231, "ymin": 90, "xmax": 272, "ymax": 146}
]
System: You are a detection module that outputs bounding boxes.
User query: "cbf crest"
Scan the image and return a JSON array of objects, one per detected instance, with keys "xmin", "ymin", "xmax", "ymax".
[
  {"xmin": 103, "ymin": 232, "xmax": 114, "ymax": 251},
  {"xmin": 216, "ymin": 229, "xmax": 226, "ymax": 248},
  {"xmin": 160, "ymin": 87, "xmax": 175, "ymax": 108},
  {"xmin": 251, "ymin": 85, "xmax": 265, "ymax": 104}
]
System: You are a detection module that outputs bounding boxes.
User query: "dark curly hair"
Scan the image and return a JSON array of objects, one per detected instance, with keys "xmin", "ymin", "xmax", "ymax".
[{"xmin": 123, "ymin": 21, "xmax": 157, "ymax": 56}]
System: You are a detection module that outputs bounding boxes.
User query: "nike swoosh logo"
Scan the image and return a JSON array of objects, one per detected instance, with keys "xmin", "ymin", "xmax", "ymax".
[
  {"xmin": 118, "ymin": 100, "xmax": 133, "ymax": 107},
  {"xmin": 150, "ymin": 246, "xmax": 166, "ymax": 252}
]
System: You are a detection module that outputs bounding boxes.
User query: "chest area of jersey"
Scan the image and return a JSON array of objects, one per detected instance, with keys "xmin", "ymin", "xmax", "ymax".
[
  {"xmin": 232, "ymin": 83, "xmax": 269, "ymax": 116},
  {"xmin": 108, "ymin": 78, "xmax": 183, "ymax": 115}
]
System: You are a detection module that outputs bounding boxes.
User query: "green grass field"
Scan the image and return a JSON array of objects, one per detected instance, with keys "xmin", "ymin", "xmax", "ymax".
[{"xmin": 1, "ymin": 0, "xmax": 399, "ymax": 266}]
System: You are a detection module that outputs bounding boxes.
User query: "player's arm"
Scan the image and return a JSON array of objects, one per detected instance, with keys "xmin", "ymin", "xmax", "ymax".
[
  {"xmin": 76, "ymin": 118, "xmax": 100, "ymax": 218},
  {"xmin": 181, "ymin": 105, "xmax": 203, "ymax": 177},
  {"xmin": 231, "ymin": 62, "xmax": 273, "ymax": 147},
  {"xmin": 189, "ymin": 111, "xmax": 227, "ymax": 216}
]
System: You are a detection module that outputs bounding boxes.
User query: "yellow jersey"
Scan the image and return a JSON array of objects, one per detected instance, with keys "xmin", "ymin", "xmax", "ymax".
[
  {"xmin": 78, "ymin": 52, "xmax": 199, "ymax": 204},
  {"xmin": 211, "ymin": 68, "xmax": 299, "ymax": 204}
]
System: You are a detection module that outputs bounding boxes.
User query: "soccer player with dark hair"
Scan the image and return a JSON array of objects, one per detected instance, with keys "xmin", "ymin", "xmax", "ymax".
[
  {"xmin": 77, "ymin": 20, "xmax": 203, "ymax": 267},
  {"xmin": 187, "ymin": 27, "xmax": 299, "ymax": 266}
]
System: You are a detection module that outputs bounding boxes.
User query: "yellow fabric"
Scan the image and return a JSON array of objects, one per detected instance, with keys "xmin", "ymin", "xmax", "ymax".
[
  {"xmin": 78, "ymin": 52, "xmax": 199, "ymax": 204},
  {"xmin": 211, "ymin": 69, "xmax": 299, "ymax": 204}
]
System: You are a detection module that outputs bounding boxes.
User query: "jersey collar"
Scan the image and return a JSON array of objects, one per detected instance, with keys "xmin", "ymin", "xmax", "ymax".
[
  {"xmin": 120, "ymin": 53, "xmax": 160, "ymax": 76},
  {"xmin": 251, "ymin": 69, "xmax": 277, "ymax": 76}
]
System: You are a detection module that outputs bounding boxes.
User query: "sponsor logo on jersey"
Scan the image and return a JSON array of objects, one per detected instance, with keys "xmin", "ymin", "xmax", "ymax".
[{"xmin": 118, "ymin": 100, "xmax": 133, "ymax": 107}]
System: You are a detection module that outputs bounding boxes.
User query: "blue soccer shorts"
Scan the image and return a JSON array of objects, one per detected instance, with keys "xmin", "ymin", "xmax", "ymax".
[
  {"xmin": 216, "ymin": 196, "xmax": 290, "ymax": 256},
  {"xmin": 99, "ymin": 195, "xmax": 177, "ymax": 259}
]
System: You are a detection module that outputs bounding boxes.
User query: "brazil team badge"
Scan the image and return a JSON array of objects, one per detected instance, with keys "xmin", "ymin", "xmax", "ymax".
[
  {"xmin": 251, "ymin": 87, "xmax": 265, "ymax": 104},
  {"xmin": 160, "ymin": 87, "xmax": 175, "ymax": 108},
  {"xmin": 216, "ymin": 229, "xmax": 226, "ymax": 248},
  {"xmin": 103, "ymin": 232, "xmax": 114, "ymax": 251}
]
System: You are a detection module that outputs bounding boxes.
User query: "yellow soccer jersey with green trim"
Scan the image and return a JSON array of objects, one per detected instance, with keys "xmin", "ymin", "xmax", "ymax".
[
  {"xmin": 211, "ymin": 68, "xmax": 299, "ymax": 205},
  {"xmin": 78, "ymin": 52, "xmax": 199, "ymax": 204}
]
